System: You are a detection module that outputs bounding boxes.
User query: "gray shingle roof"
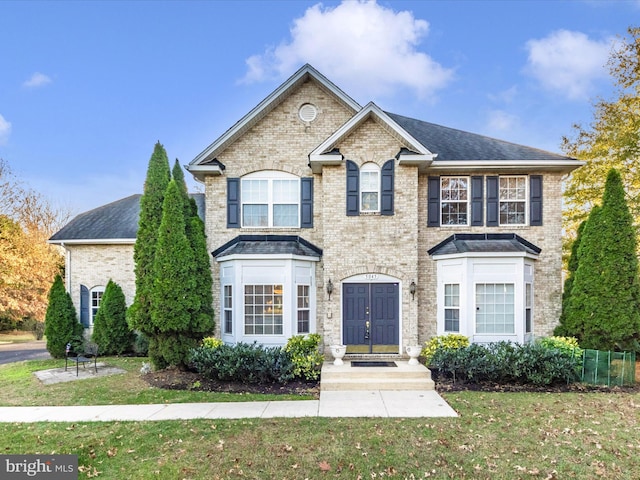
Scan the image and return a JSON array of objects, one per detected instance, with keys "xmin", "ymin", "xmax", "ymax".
[
  {"xmin": 49, "ymin": 193, "xmax": 205, "ymax": 243},
  {"xmin": 212, "ymin": 235, "xmax": 322, "ymax": 259},
  {"xmin": 387, "ymin": 112, "xmax": 572, "ymax": 162},
  {"xmin": 428, "ymin": 233, "xmax": 541, "ymax": 256}
]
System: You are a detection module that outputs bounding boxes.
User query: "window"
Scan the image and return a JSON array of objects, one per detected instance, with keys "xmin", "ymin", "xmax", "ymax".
[
  {"xmin": 525, "ymin": 283, "xmax": 532, "ymax": 334},
  {"xmin": 90, "ymin": 286, "xmax": 105, "ymax": 325},
  {"xmin": 223, "ymin": 285, "xmax": 233, "ymax": 334},
  {"xmin": 475, "ymin": 283, "xmax": 515, "ymax": 334},
  {"xmin": 499, "ymin": 176, "xmax": 527, "ymax": 225},
  {"xmin": 441, "ymin": 177, "xmax": 469, "ymax": 225},
  {"xmin": 444, "ymin": 284, "xmax": 460, "ymax": 332},
  {"xmin": 241, "ymin": 172, "xmax": 300, "ymax": 227},
  {"xmin": 244, "ymin": 284, "xmax": 283, "ymax": 335},
  {"xmin": 360, "ymin": 163, "xmax": 380, "ymax": 212},
  {"xmin": 297, "ymin": 285, "xmax": 310, "ymax": 334}
]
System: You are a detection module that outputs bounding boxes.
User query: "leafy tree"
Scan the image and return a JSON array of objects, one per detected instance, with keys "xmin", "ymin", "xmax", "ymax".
[
  {"xmin": 554, "ymin": 219, "xmax": 587, "ymax": 337},
  {"xmin": 92, "ymin": 280, "xmax": 134, "ymax": 355},
  {"xmin": 563, "ymin": 27, "xmax": 640, "ymax": 245},
  {"xmin": 149, "ymin": 180, "xmax": 211, "ymax": 369},
  {"xmin": 44, "ymin": 275, "xmax": 83, "ymax": 358},
  {"xmin": 0, "ymin": 159, "xmax": 66, "ymax": 325},
  {"xmin": 563, "ymin": 169, "xmax": 640, "ymax": 350},
  {"xmin": 128, "ymin": 142, "xmax": 171, "ymax": 335}
]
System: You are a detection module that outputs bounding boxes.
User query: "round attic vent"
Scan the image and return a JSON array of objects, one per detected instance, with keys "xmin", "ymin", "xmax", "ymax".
[{"xmin": 298, "ymin": 103, "xmax": 318, "ymax": 123}]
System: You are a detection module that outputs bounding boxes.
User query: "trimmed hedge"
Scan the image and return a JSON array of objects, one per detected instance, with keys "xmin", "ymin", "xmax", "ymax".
[
  {"xmin": 428, "ymin": 341, "xmax": 581, "ymax": 386},
  {"xmin": 190, "ymin": 335, "xmax": 324, "ymax": 384}
]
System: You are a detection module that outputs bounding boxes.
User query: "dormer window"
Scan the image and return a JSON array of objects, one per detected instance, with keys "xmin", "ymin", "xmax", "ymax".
[{"xmin": 360, "ymin": 163, "xmax": 380, "ymax": 212}]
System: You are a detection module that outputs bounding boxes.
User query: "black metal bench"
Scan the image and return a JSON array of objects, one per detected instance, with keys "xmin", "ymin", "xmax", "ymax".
[{"xmin": 65, "ymin": 342, "xmax": 99, "ymax": 376}]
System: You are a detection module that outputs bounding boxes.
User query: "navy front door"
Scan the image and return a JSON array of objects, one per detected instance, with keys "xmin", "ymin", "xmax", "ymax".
[{"xmin": 343, "ymin": 283, "xmax": 399, "ymax": 354}]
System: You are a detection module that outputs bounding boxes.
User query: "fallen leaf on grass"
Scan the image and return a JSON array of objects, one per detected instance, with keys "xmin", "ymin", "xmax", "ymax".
[{"xmin": 318, "ymin": 460, "xmax": 331, "ymax": 472}]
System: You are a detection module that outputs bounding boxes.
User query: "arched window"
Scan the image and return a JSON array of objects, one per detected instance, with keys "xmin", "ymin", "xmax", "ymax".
[{"xmin": 360, "ymin": 163, "xmax": 380, "ymax": 213}]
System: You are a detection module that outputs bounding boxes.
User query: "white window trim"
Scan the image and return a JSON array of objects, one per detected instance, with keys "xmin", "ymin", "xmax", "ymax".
[
  {"xmin": 440, "ymin": 176, "xmax": 470, "ymax": 226},
  {"xmin": 444, "ymin": 283, "xmax": 460, "ymax": 333},
  {"xmin": 435, "ymin": 254, "xmax": 535, "ymax": 343},
  {"xmin": 223, "ymin": 285, "xmax": 233, "ymax": 335},
  {"xmin": 499, "ymin": 175, "xmax": 528, "ymax": 226},
  {"xmin": 360, "ymin": 163, "xmax": 380, "ymax": 213},
  {"xmin": 241, "ymin": 171, "xmax": 300, "ymax": 228},
  {"xmin": 296, "ymin": 284, "xmax": 311, "ymax": 334},
  {"xmin": 90, "ymin": 286, "xmax": 105, "ymax": 326}
]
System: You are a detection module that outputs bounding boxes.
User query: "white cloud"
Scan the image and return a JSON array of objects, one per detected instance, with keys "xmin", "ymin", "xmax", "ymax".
[
  {"xmin": 486, "ymin": 110, "xmax": 519, "ymax": 132},
  {"xmin": 0, "ymin": 114, "xmax": 11, "ymax": 145},
  {"xmin": 488, "ymin": 86, "xmax": 518, "ymax": 104},
  {"xmin": 23, "ymin": 72, "xmax": 52, "ymax": 89},
  {"xmin": 524, "ymin": 30, "xmax": 614, "ymax": 100},
  {"xmin": 241, "ymin": 0, "xmax": 454, "ymax": 99}
]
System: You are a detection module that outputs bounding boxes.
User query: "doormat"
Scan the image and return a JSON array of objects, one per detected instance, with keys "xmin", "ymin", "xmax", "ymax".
[{"xmin": 351, "ymin": 361, "xmax": 397, "ymax": 367}]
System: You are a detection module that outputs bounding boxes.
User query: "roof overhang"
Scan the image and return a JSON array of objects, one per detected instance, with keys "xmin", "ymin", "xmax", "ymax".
[
  {"xmin": 426, "ymin": 159, "xmax": 585, "ymax": 174},
  {"xmin": 428, "ymin": 233, "xmax": 541, "ymax": 261},
  {"xmin": 308, "ymin": 102, "xmax": 437, "ymax": 173},
  {"xmin": 48, "ymin": 238, "xmax": 136, "ymax": 246}
]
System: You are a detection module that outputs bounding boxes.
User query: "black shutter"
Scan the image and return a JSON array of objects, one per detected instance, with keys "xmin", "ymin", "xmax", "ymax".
[
  {"xmin": 428, "ymin": 176, "xmax": 440, "ymax": 227},
  {"xmin": 227, "ymin": 178, "xmax": 240, "ymax": 228},
  {"xmin": 486, "ymin": 176, "xmax": 499, "ymax": 226},
  {"xmin": 300, "ymin": 177, "xmax": 314, "ymax": 228},
  {"xmin": 346, "ymin": 160, "xmax": 359, "ymax": 216},
  {"xmin": 530, "ymin": 175, "xmax": 543, "ymax": 226},
  {"xmin": 471, "ymin": 176, "xmax": 484, "ymax": 226},
  {"xmin": 380, "ymin": 159, "xmax": 394, "ymax": 216},
  {"xmin": 80, "ymin": 285, "xmax": 90, "ymax": 328}
]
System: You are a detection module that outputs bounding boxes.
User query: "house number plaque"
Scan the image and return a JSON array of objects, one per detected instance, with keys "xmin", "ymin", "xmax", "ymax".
[{"xmin": 365, "ymin": 274, "xmax": 378, "ymax": 280}]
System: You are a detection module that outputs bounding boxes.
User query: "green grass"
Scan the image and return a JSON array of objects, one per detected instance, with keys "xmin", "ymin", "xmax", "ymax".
[
  {"xmin": 0, "ymin": 357, "xmax": 314, "ymax": 406},
  {"xmin": 1, "ymin": 392, "xmax": 638, "ymax": 479}
]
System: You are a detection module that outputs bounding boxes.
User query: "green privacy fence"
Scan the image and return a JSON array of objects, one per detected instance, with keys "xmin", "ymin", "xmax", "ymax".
[{"xmin": 581, "ymin": 349, "xmax": 636, "ymax": 387}]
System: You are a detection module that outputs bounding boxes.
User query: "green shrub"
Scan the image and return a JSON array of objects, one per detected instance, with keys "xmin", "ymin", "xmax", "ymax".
[
  {"xmin": 538, "ymin": 336, "xmax": 583, "ymax": 360},
  {"xmin": 190, "ymin": 342, "xmax": 295, "ymax": 384},
  {"xmin": 422, "ymin": 334, "xmax": 469, "ymax": 364},
  {"xmin": 44, "ymin": 275, "xmax": 84, "ymax": 358},
  {"xmin": 133, "ymin": 332, "xmax": 149, "ymax": 356},
  {"xmin": 202, "ymin": 336, "xmax": 223, "ymax": 349},
  {"xmin": 429, "ymin": 341, "xmax": 580, "ymax": 386},
  {"xmin": 92, "ymin": 280, "xmax": 135, "ymax": 355},
  {"xmin": 283, "ymin": 334, "xmax": 324, "ymax": 381}
]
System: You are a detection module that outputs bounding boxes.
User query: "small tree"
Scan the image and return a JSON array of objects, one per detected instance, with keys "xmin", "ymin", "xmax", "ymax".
[
  {"xmin": 44, "ymin": 275, "xmax": 83, "ymax": 358},
  {"xmin": 92, "ymin": 280, "xmax": 134, "ymax": 355},
  {"xmin": 563, "ymin": 169, "xmax": 640, "ymax": 350}
]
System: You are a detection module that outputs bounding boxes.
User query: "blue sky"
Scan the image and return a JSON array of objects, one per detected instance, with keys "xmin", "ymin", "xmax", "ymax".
[{"xmin": 0, "ymin": 0, "xmax": 637, "ymax": 214}]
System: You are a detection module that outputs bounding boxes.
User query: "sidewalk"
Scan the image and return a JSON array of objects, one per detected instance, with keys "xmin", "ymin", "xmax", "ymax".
[{"xmin": 0, "ymin": 390, "xmax": 457, "ymax": 422}]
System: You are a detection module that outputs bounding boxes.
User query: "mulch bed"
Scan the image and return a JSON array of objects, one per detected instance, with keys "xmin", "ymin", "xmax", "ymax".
[{"xmin": 143, "ymin": 368, "xmax": 639, "ymax": 397}]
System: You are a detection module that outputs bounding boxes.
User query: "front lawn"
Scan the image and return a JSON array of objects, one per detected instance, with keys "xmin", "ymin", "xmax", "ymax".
[{"xmin": 1, "ymin": 391, "xmax": 638, "ymax": 479}]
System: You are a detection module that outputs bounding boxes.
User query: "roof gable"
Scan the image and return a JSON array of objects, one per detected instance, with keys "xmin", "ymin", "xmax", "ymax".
[
  {"xmin": 186, "ymin": 64, "xmax": 361, "ymax": 180},
  {"xmin": 308, "ymin": 102, "xmax": 436, "ymax": 173}
]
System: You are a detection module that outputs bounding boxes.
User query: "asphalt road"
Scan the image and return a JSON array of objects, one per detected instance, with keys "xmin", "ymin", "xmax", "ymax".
[{"xmin": 0, "ymin": 340, "xmax": 51, "ymax": 365}]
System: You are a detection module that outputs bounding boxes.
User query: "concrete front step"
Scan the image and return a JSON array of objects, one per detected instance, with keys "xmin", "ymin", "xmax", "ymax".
[{"xmin": 320, "ymin": 360, "xmax": 435, "ymax": 391}]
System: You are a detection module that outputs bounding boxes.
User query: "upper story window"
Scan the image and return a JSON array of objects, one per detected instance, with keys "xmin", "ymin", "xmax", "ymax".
[
  {"xmin": 499, "ymin": 176, "xmax": 527, "ymax": 225},
  {"xmin": 241, "ymin": 171, "xmax": 300, "ymax": 228},
  {"xmin": 441, "ymin": 177, "xmax": 469, "ymax": 225},
  {"xmin": 360, "ymin": 163, "xmax": 380, "ymax": 212}
]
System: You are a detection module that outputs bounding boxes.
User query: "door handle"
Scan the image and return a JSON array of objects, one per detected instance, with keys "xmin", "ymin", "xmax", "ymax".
[{"xmin": 365, "ymin": 321, "xmax": 370, "ymax": 340}]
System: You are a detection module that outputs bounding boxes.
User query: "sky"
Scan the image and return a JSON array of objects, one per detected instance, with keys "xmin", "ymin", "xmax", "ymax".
[{"xmin": 0, "ymin": 0, "xmax": 637, "ymax": 216}]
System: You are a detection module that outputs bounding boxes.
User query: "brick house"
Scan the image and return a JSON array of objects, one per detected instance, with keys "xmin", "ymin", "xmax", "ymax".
[{"xmin": 49, "ymin": 64, "xmax": 582, "ymax": 355}]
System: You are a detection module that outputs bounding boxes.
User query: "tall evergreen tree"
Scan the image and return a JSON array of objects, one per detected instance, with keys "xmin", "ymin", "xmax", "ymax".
[
  {"xmin": 92, "ymin": 280, "xmax": 134, "ymax": 355},
  {"xmin": 555, "ymin": 219, "xmax": 587, "ymax": 337},
  {"xmin": 128, "ymin": 142, "xmax": 171, "ymax": 337},
  {"xmin": 563, "ymin": 169, "xmax": 640, "ymax": 350},
  {"xmin": 171, "ymin": 159, "xmax": 215, "ymax": 338},
  {"xmin": 149, "ymin": 180, "xmax": 208, "ymax": 369},
  {"xmin": 44, "ymin": 275, "xmax": 83, "ymax": 358}
]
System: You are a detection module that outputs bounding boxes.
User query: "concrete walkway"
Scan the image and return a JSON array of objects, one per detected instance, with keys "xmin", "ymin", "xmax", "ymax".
[{"xmin": 0, "ymin": 390, "xmax": 457, "ymax": 422}]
